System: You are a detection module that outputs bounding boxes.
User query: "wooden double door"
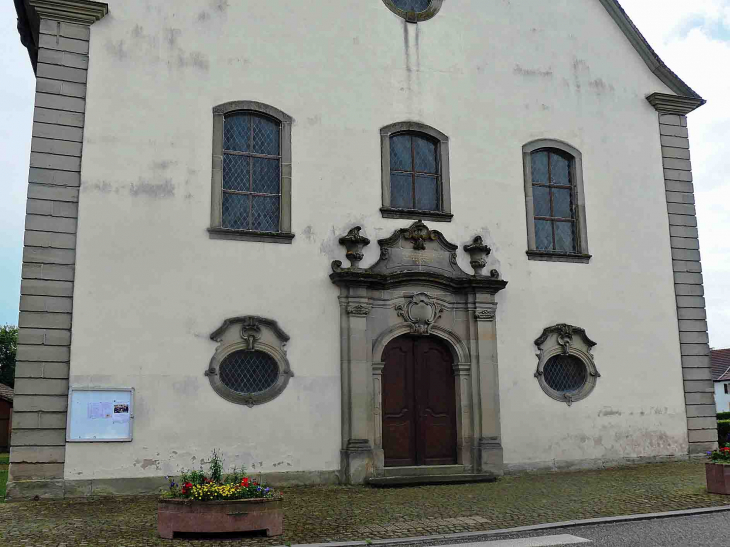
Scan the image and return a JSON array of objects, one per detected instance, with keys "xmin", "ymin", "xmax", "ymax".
[{"xmin": 382, "ymin": 336, "xmax": 457, "ymax": 467}]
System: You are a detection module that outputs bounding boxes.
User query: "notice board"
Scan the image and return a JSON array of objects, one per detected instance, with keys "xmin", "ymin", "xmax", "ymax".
[{"xmin": 66, "ymin": 388, "xmax": 134, "ymax": 442}]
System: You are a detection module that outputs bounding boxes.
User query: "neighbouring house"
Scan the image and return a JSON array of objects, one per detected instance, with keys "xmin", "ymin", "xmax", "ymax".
[
  {"xmin": 7, "ymin": 0, "xmax": 717, "ymax": 498},
  {"xmin": 712, "ymin": 349, "xmax": 730, "ymax": 413},
  {"xmin": 0, "ymin": 383, "xmax": 13, "ymax": 453}
]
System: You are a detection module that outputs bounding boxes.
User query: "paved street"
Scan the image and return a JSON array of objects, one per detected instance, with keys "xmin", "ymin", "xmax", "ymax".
[
  {"xmin": 416, "ymin": 511, "xmax": 730, "ymax": 546},
  {"xmin": 0, "ymin": 461, "xmax": 728, "ymax": 546}
]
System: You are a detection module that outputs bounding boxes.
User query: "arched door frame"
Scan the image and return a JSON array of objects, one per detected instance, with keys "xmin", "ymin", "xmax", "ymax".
[{"xmin": 373, "ymin": 325, "xmax": 472, "ymax": 471}]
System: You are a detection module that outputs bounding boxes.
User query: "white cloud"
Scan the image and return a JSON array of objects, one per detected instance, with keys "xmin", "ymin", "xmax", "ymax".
[{"xmin": 621, "ymin": 0, "xmax": 730, "ymax": 348}]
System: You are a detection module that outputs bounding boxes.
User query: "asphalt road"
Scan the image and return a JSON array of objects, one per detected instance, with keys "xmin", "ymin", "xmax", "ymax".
[{"xmin": 409, "ymin": 511, "xmax": 730, "ymax": 547}]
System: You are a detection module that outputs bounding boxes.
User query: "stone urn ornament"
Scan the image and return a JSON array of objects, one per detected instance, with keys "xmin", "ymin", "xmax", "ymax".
[
  {"xmin": 338, "ymin": 226, "xmax": 370, "ymax": 269},
  {"xmin": 463, "ymin": 236, "xmax": 491, "ymax": 276}
]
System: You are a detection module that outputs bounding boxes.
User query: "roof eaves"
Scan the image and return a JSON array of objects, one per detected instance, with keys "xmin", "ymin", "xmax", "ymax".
[
  {"xmin": 14, "ymin": 0, "xmax": 38, "ymax": 71},
  {"xmin": 598, "ymin": 0, "xmax": 705, "ymax": 105}
]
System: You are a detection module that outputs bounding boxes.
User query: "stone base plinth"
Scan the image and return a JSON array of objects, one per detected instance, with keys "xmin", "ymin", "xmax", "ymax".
[{"xmin": 157, "ymin": 498, "xmax": 283, "ymax": 539}]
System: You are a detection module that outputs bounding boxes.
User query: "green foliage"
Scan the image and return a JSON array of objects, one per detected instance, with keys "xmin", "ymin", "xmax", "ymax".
[
  {"xmin": 708, "ymin": 444, "xmax": 730, "ymax": 463},
  {"xmin": 0, "ymin": 325, "xmax": 18, "ymax": 388},
  {"xmin": 209, "ymin": 449, "xmax": 223, "ymax": 484},
  {"xmin": 166, "ymin": 450, "xmax": 279, "ymax": 502},
  {"xmin": 717, "ymin": 412, "xmax": 730, "ymax": 421},
  {"xmin": 718, "ymin": 419, "xmax": 730, "ymax": 447},
  {"xmin": 224, "ymin": 465, "xmax": 246, "ymax": 485}
]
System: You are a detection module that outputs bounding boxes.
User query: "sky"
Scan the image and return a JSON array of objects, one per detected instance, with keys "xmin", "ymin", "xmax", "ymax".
[{"xmin": 0, "ymin": 1, "xmax": 728, "ymax": 347}]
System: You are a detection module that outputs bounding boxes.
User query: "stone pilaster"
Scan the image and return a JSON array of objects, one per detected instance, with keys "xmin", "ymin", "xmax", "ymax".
[
  {"xmin": 7, "ymin": 0, "xmax": 107, "ymax": 500},
  {"xmin": 473, "ymin": 303, "xmax": 503, "ymax": 475},
  {"xmin": 647, "ymin": 93, "xmax": 717, "ymax": 456}
]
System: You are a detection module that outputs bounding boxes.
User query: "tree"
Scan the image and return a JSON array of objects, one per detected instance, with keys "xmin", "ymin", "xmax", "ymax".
[{"xmin": 0, "ymin": 325, "xmax": 18, "ymax": 388}]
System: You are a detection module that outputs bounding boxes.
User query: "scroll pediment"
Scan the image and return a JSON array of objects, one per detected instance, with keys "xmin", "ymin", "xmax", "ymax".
[{"xmin": 330, "ymin": 221, "xmax": 508, "ymax": 295}]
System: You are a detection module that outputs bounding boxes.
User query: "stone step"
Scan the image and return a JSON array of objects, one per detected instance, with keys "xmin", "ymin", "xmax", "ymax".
[
  {"xmin": 367, "ymin": 473, "xmax": 497, "ymax": 487},
  {"xmin": 382, "ymin": 465, "xmax": 466, "ymax": 478}
]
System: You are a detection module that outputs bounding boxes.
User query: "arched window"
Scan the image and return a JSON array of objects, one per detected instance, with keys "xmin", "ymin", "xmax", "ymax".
[
  {"xmin": 523, "ymin": 140, "xmax": 590, "ymax": 263},
  {"xmin": 209, "ymin": 101, "xmax": 294, "ymax": 244},
  {"xmin": 381, "ymin": 122, "xmax": 452, "ymax": 222}
]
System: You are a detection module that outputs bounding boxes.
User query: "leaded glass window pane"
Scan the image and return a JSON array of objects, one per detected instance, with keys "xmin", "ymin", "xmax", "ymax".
[
  {"xmin": 533, "ymin": 186, "xmax": 551, "ymax": 217},
  {"xmin": 222, "ymin": 155, "xmax": 249, "ymax": 192},
  {"xmin": 252, "ymin": 158, "xmax": 280, "ymax": 194},
  {"xmin": 252, "ymin": 196, "xmax": 280, "ymax": 232},
  {"xmin": 389, "ymin": 132, "xmax": 440, "ymax": 212},
  {"xmin": 531, "ymin": 149, "xmax": 577, "ymax": 253},
  {"xmin": 552, "ymin": 188, "xmax": 572, "ymax": 219},
  {"xmin": 223, "ymin": 114, "xmax": 249, "ymax": 153},
  {"xmin": 390, "ymin": 135, "xmax": 412, "ymax": 171},
  {"xmin": 415, "ymin": 176, "xmax": 438, "ymax": 210},
  {"xmin": 555, "ymin": 222, "xmax": 576, "ymax": 253},
  {"xmin": 222, "ymin": 193, "xmax": 249, "ymax": 230},
  {"xmin": 391, "ymin": 173, "xmax": 414, "ymax": 209},
  {"xmin": 543, "ymin": 355, "xmax": 587, "ymax": 394},
  {"xmin": 550, "ymin": 154, "xmax": 570, "ymax": 185},
  {"xmin": 222, "ymin": 112, "xmax": 281, "ymax": 232},
  {"xmin": 252, "ymin": 116, "xmax": 280, "ymax": 156},
  {"xmin": 531, "ymin": 151, "xmax": 549, "ymax": 184},
  {"xmin": 535, "ymin": 220, "xmax": 553, "ymax": 251},
  {"xmin": 414, "ymin": 138, "xmax": 437, "ymax": 173},
  {"xmin": 219, "ymin": 350, "xmax": 279, "ymax": 395},
  {"xmin": 392, "ymin": 0, "xmax": 431, "ymax": 12}
]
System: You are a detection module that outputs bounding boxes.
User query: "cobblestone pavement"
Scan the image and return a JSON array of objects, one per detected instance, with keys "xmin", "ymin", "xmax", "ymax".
[{"xmin": 0, "ymin": 461, "xmax": 727, "ymax": 546}]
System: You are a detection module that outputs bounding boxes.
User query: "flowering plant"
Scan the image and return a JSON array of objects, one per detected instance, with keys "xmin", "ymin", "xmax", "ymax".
[
  {"xmin": 164, "ymin": 450, "xmax": 280, "ymax": 501},
  {"xmin": 708, "ymin": 446, "xmax": 730, "ymax": 464}
]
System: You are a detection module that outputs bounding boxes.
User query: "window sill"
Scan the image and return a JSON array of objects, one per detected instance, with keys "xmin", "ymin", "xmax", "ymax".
[
  {"xmin": 380, "ymin": 207, "xmax": 453, "ymax": 223},
  {"xmin": 208, "ymin": 228, "xmax": 295, "ymax": 244},
  {"xmin": 526, "ymin": 250, "xmax": 592, "ymax": 264}
]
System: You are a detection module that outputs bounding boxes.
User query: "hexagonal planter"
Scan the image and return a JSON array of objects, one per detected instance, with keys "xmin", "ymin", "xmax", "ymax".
[
  {"xmin": 706, "ymin": 463, "xmax": 730, "ymax": 495},
  {"xmin": 158, "ymin": 497, "xmax": 283, "ymax": 539}
]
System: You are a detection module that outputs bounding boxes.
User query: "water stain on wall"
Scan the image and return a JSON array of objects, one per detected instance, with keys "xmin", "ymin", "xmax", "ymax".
[{"xmin": 129, "ymin": 179, "xmax": 175, "ymax": 198}]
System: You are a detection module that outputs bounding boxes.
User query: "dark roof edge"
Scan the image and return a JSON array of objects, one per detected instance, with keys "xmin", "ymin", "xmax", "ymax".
[
  {"xmin": 599, "ymin": 0, "xmax": 704, "ymax": 102},
  {"xmin": 14, "ymin": 0, "xmax": 38, "ymax": 71}
]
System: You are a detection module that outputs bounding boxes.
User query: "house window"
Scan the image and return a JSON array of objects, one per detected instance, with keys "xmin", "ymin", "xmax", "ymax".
[
  {"xmin": 209, "ymin": 101, "xmax": 294, "ymax": 244},
  {"xmin": 380, "ymin": 122, "xmax": 452, "ymax": 222},
  {"xmin": 725, "ymin": 384, "xmax": 729, "ymax": 395},
  {"xmin": 523, "ymin": 140, "xmax": 590, "ymax": 263},
  {"xmin": 381, "ymin": 0, "xmax": 445, "ymax": 22}
]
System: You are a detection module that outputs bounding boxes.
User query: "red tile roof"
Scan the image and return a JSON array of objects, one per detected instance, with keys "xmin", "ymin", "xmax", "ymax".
[
  {"xmin": 0, "ymin": 383, "xmax": 13, "ymax": 403},
  {"xmin": 712, "ymin": 349, "xmax": 730, "ymax": 382}
]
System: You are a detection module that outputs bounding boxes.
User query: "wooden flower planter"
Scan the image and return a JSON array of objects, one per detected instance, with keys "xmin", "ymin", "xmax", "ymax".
[
  {"xmin": 706, "ymin": 463, "xmax": 730, "ymax": 495},
  {"xmin": 158, "ymin": 497, "xmax": 283, "ymax": 539}
]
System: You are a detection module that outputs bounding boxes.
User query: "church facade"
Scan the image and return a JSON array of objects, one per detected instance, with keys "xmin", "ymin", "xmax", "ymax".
[{"xmin": 8, "ymin": 0, "xmax": 717, "ymax": 498}]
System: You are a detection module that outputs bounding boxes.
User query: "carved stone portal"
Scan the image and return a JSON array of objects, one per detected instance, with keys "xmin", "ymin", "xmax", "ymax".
[{"xmin": 330, "ymin": 222, "xmax": 508, "ymax": 484}]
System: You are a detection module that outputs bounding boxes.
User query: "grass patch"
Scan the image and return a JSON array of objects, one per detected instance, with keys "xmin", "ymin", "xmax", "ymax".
[
  {"xmin": 0, "ymin": 467, "xmax": 6, "ymax": 502},
  {"xmin": 0, "ymin": 453, "xmax": 8, "ymax": 503}
]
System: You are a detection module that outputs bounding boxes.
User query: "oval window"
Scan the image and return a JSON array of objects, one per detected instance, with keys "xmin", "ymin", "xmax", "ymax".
[
  {"xmin": 219, "ymin": 350, "xmax": 279, "ymax": 394},
  {"xmin": 542, "ymin": 355, "xmax": 587, "ymax": 394},
  {"xmin": 392, "ymin": 0, "xmax": 431, "ymax": 12}
]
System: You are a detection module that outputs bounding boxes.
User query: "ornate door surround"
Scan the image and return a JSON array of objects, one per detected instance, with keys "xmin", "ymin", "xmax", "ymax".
[{"xmin": 330, "ymin": 222, "xmax": 508, "ymax": 484}]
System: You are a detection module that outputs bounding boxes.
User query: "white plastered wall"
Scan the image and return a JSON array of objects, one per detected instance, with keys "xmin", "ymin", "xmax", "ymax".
[
  {"xmin": 715, "ymin": 383, "xmax": 730, "ymax": 413},
  {"xmin": 66, "ymin": 0, "xmax": 688, "ymax": 479}
]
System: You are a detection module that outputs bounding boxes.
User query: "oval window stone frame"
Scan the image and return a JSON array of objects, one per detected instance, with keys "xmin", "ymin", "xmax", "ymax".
[
  {"xmin": 381, "ymin": 0, "xmax": 445, "ymax": 23},
  {"xmin": 534, "ymin": 324, "xmax": 599, "ymax": 406},
  {"xmin": 206, "ymin": 316, "xmax": 293, "ymax": 407}
]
